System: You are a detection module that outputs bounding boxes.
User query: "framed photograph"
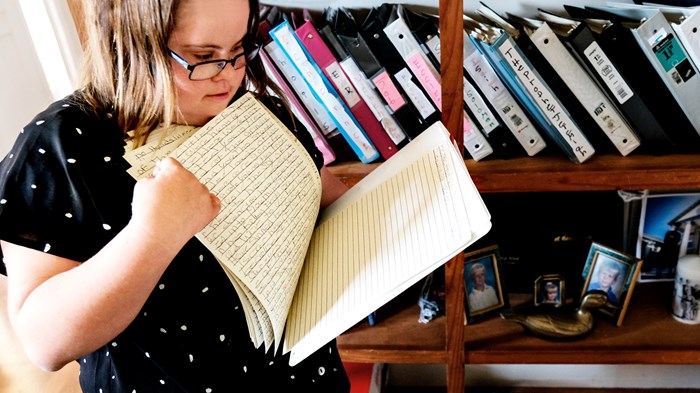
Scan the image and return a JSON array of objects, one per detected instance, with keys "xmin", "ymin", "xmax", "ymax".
[
  {"xmin": 534, "ymin": 274, "xmax": 565, "ymax": 307},
  {"xmin": 581, "ymin": 242, "xmax": 643, "ymax": 326},
  {"xmin": 464, "ymin": 245, "xmax": 506, "ymax": 322}
]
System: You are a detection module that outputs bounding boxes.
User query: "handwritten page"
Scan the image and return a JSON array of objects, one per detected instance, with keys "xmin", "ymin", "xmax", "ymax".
[
  {"xmin": 284, "ymin": 122, "xmax": 491, "ymax": 365},
  {"xmin": 169, "ymin": 93, "xmax": 322, "ymax": 351},
  {"xmin": 124, "ymin": 125, "xmax": 199, "ymax": 179}
]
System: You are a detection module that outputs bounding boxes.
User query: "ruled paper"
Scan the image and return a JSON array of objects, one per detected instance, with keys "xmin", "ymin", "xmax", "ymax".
[{"xmin": 284, "ymin": 122, "xmax": 491, "ymax": 365}]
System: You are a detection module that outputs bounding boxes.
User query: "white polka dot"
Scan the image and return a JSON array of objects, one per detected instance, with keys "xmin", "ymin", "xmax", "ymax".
[
  {"xmin": 318, "ymin": 366, "xmax": 325, "ymax": 375},
  {"xmin": 243, "ymin": 365, "xmax": 247, "ymax": 373},
  {"xmin": 132, "ymin": 390, "xmax": 136, "ymax": 393},
  {"xmin": 112, "ymin": 375, "xmax": 115, "ymax": 379},
  {"xmin": 181, "ymin": 325, "xmax": 187, "ymax": 331},
  {"xmin": 160, "ymin": 328, "xmax": 167, "ymax": 334},
  {"xmin": 67, "ymin": 158, "xmax": 76, "ymax": 164},
  {"xmin": 206, "ymin": 389, "xmax": 212, "ymax": 393},
  {"xmin": 104, "ymin": 156, "xmax": 111, "ymax": 162},
  {"xmin": 0, "ymin": 199, "xmax": 6, "ymax": 204},
  {"xmin": 269, "ymin": 361, "xmax": 274, "ymax": 366},
  {"xmin": 111, "ymin": 342, "xmax": 118, "ymax": 347},
  {"xmin": 199, "ymin": 254, "xmax": 204, "ymax": 261},
  {"xmin": 219, "ymin": 335, "xmax": 225, "ymax": 342},
  {"xmin": 36, "ymin": 120, "xmax": 45, "ymax": 125},
  {"xmin": 38, "ymin": 148, "xmax": 46, "ymax": 154},
  {"xmin": 145, "ymin": 352, "xmax": 150, "ymax": 358},
  {"xmin": 189, "ymin": 354, "xmax": 194, "ymax": 362},
  {"xmin": 202, "ymin": 287, "xmax": 209, "ymax": 293},
  {"xmin": 159, "ymin": 284, "xmax": 165, "ymax": 290},
  {"xmin": 62, "ymin": 104, "xmax": 69, "ymax": 107},
  {"xmin": 20, "ymin": 129, "xmax": 24, "ymax": 133},
  {"xmin": 65, "ymin": 213, "xmax": 72, "ymax": 218},
  {"xmin": 106, "ymin": 351, "xmax": 109, "ymax": 356},
  {"xmin": 143, "ymin": 312, "xmax": 147, "ymax": 316},
  {"xmin": 83, "ymin": 358, "xmax": 87, "ymax": 363},
  {"xmin": 75, "ymin": 128, "xmax": 82, "ymax": 135},
  {"xmin": 103, "ymin": 224, "xmax": 111, "ymax": 230},
  {"xmin": 30, "ymin": 184, "xmax": 37, "ymax": 189},
  {"xmin": 100, "ymin": 389, "xmax": 103, "ymax": 393},
  {"xmin": 290, "ymin": 375, "xmax": 295, "ymax": 380},
  {"xmin": 8, "ymin": 154, "xmax": 12, "ymax": 159},
  {"xmin": 43, "ymin": 244, "xmax": 51, "ymax": 252},
  {"xmin": 159, "ymin": 380, "xmax": 165, "ymax": 385}
]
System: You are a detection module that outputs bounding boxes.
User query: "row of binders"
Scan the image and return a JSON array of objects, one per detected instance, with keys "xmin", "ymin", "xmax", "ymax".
[{"xmin": 258, "ymin": 2, "xmax": 700, "ymax": 164}]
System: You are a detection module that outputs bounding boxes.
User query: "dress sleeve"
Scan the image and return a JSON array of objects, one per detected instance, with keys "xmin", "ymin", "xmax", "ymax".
[{"xmin": 0, "ymin": 97, "xmax": 132, "ymax": 265}]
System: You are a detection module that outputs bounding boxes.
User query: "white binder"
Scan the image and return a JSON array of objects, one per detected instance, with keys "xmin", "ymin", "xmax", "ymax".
[{"xmin": 521, "ymin": 18, "xmax": 641, "ymax": 156}]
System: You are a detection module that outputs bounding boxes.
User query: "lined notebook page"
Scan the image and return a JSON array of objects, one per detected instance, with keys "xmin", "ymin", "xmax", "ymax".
[
  {"xmin": 284, "ymin": 122, "xmax": 491, "ymax": 365},
  {"xmin": 170, "ymin": 93, "xmax": 322, "ymax": 351}
]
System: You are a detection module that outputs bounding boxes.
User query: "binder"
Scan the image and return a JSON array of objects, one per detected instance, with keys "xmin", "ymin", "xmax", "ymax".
[
  {"xmin": 565, "ymin": 5, "xmax": 700, "ymax": 151},
  {"xmin": 295, "ymin": 15, "xmax": 399, "ymax": 160},
  {"xmin": 259, "ymin": 47, "xmax": 337, "ymax": 165},
  {"xmin": 259, "ymin": 10, "xmax": 356, "ymax": 162},
  {"xmin": 383, "ymin": 5, "xmax": 494, "ymax": 161},
  {"xmin": 270, "ymin": 20, "xmax": 380, "ymax": 163},
  {"xmin": 511, "ymin": 16, "xmax": 641, "ymax": 156},
  {"xmin": 327, "ymin": 7, "xmax": 427, "ymax": 140},
  {"xmin": 474, "ymin": 5, "xmax": 595, "ymax": 164},
  {"xmin": 537, "ymin": 10, "xmax": 676, "ymax": 153},
  {"xmin": 460, "ymin": 30, "xmax": 548, "ymax": 157},
  {"xmin": 316, "ymin": 19, "xmax": 408, "ymax": 149},
  {"xmin": 359, "ymin": 5, "xmax": 442, "ymax": 132},
  {"xmin": 585, "ymin": 5, "xmax": 700, "ymax": 143},
  {"xmin": 402, "ymin": 6, "xmax": 526, "ymax": 158}
]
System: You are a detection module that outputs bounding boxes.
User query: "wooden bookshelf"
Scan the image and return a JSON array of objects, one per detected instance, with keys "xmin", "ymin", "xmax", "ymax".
[{"xmin": 338, "ymin": 282, "xmax": 700, "ymax": 365}]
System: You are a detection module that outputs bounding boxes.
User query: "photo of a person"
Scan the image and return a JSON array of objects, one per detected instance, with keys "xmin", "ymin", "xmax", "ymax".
[
  {"xmin": 542, "ymin": 281, "xmax": 559, "ymax": 304},
  {"xmin": 466, "ymin": 259, "xmax": 499, "ymax": 313},
  {"xmin": 588, "ymin": 258, "xmax": 627, "ymax": 305}
]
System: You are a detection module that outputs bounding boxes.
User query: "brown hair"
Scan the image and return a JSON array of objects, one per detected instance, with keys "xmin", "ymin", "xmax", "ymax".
[{"xmin": 75, "ymin": 0, "xmax": 276, "ymax": 147}]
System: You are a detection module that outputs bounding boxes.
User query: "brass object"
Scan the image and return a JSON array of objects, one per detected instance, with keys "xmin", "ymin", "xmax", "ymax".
[{"xmin": 500, "ymin": 290, "xmax": 610, "ymax": 340}]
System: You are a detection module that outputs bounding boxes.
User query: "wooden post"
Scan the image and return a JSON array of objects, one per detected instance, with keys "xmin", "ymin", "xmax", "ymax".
[{"xmin": 439, "ymin": 0, "xmax": 465, "ymax": 392}]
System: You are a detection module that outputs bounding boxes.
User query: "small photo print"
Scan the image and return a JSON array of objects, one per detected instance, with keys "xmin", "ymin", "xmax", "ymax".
[
  {"xmin": 535, "ymin": 274, "xmax": 565, "ymax": 307},
  {"xmin": 464, "ymin": 245, "xmax": 506, "ymax": 322}
]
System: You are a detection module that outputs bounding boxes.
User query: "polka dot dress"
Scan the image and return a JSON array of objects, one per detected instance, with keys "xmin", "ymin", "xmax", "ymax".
[{"xmin": 0, "ymin": 93, "xmax": 350, "ymax": 392}]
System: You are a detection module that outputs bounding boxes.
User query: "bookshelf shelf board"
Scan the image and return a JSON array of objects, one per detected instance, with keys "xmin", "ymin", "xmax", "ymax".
[
  {"xmin": 327, "ymin": 153, "xmax": 700, "ymax": 193},
  {"xmin": 463, "ymin": 281, "xmax": 700, "ymax": 365},
  {"xmin": 337, "ymin": 297, "xmax": 447, "ymax": 364}
]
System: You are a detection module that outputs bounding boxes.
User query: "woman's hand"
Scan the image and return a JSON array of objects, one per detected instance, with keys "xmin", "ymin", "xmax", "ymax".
[{"xmin": 131, "ymin": 157, "xmax": 220, "ymax": 249}]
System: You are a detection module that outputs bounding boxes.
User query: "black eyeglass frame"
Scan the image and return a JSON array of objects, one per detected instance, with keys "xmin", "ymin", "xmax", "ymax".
[{"xmin": 169, "ymin": 38, "xmax": 261, "ymax": 81}]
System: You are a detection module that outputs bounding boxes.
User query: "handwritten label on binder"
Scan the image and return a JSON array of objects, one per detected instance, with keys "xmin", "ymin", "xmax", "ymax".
[{"xmin": 498, "ymin": 39, "xmax": 594, "ymax": 160}]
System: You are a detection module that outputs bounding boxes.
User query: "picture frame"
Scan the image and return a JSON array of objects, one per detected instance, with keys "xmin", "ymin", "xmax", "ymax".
[
  {"xmin": 534, "ymin": 274, "xmax": 565, "ymax": 307},
  {"xmin": 581, "ymin": 242, "xmax": 643, "ymax": 326},
  {"xmin": 464, "ymin": 245, "xmax": 506, "ymax": 322}
]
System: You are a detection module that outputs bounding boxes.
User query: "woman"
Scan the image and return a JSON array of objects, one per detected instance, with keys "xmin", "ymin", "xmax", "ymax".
[{"xmin": 0, "ymin": 0, "xmax": 350, "ymax": 391}]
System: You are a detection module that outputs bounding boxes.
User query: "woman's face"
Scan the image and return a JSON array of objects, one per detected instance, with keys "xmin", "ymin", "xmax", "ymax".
[{"xmin": 168, "ymin": 0, "xmax": 250, "ymax": 126}]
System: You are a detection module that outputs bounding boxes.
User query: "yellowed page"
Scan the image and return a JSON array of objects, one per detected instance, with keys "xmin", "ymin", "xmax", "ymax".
[
  {"xmin": 284, "ymin": 122, "xmax": 491, "ymax": 366},
  {"xmin": 170, "ymin": 93, "xmax": 322, "ymax": 351},
  {"xmin": 124, "ymin": 125, "xmax": 199, "ymax": 179}
]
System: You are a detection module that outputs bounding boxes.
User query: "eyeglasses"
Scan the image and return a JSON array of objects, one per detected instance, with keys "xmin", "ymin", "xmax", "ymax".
[{"xmin": 169, "ymin": 39, "xmax": 261, "ymax": 81}]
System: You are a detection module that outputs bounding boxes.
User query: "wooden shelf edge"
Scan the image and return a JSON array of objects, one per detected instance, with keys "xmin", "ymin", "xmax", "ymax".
[
  {"xmin": 463, "ymin": 349, "xmax": 700, "ymax": 365},
  {"xmin": 327, "ymin": 153, "xmax": 700, "ymax": 192},
  {"xmin": 339, "ymin": 348, "xmax": 447, "ymax": 364}
]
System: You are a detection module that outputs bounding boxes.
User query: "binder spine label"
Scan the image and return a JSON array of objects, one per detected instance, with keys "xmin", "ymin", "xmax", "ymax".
[
  {"xmin": 324, "ymin": 61, "xmax": 361, "ymax": 107},
  {"xmin": 266, "ymin": 43, "xmax": 337, "ymax": 136},
  {"xmin": 498, "ymin": 39, "xmax": 594, "ymax": 161},
  {"xmin": 341, "ymin": 58, "xmax": 407, "ymax": 145},
  {"xmin": 395, "ymin": 68, "xmax": 437, "ymax": 119},
  {"xmin": 371, "ymin": 71, "xmax": 406, "ymax": 112},
  {"xmin": 584, "ymin": 41, "xmax": 633, "ymax": 105},
  {"xmin": 652, "ymin": 33, "xmax": 696, "ymax": 84}
]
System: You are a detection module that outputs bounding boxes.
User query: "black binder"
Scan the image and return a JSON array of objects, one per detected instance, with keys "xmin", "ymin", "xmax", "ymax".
[
  {"xmin": 359, "ymin": 4, "xmax": 442, "ymax": 132},
  {"xmin": 565, "ymin": 4, "xmax": 700, "ymax": 152}
]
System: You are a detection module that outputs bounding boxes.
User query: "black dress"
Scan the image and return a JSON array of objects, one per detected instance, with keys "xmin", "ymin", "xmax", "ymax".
[{"xmin": 0, "ymin": 93, "xmax": 350, "ymax": 393}]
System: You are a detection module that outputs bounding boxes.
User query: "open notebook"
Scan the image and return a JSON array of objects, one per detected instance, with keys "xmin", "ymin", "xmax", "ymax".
[{"xmin": 124, "ymin": 92, "xmax": 491, "ymax": 365}]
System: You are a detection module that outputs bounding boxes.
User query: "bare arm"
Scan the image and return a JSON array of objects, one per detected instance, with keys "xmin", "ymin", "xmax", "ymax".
[{"xmin": 2, "ymin": 158, "xmax": 219, "ymax": 371}]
